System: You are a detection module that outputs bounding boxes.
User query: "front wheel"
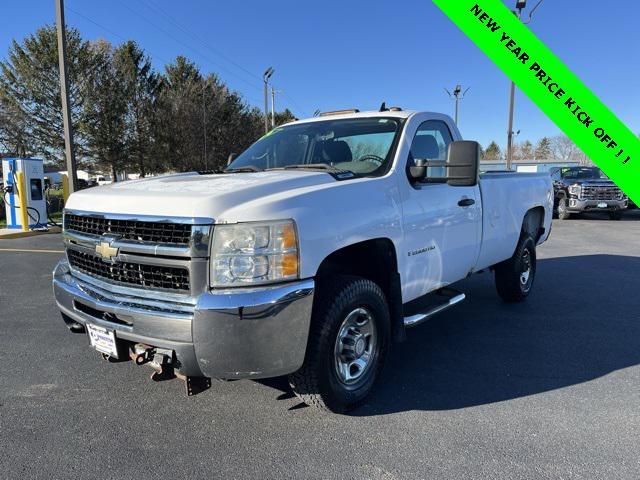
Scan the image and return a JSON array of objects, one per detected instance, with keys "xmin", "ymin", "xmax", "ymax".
[
  {"xmin": 288, "ymin": 276, "xmax": 390, "ymax": 412},
  {"xmin": 494, "ymin": 235, "xmax": 537, "ymax": 303},
  {"xmin": 557, "ymin": 197, "xmax": 571, "ymax": 220}
]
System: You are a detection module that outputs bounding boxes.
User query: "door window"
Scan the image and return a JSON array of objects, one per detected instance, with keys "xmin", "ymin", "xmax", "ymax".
[{"xmin": 408, "ymin": 120, "xmax": 453, "ymax": 181}]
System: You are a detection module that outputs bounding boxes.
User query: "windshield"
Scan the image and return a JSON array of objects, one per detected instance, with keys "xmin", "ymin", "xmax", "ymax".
[
  {"xmin": 228, "ymin": 117, "xmax": 401, "ymax": 175},
  {"xmin": 562, "ymin": 168, "xmax": 608, "ymax": 180}
]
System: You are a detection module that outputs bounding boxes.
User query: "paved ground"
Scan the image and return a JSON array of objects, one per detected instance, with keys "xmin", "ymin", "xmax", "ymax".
[{"xmin": 1, "ymin": 211, "xmax": 639, "ymax": 479}]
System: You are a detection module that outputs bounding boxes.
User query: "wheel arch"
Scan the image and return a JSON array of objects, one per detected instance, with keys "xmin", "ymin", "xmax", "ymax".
[
  {"xmin": 315, "ymin": 238, "xmax": 405, "ymax": 342},
  {"xmin": 522, "ymin": 206, "xmax": 545, "ymax": 242}
]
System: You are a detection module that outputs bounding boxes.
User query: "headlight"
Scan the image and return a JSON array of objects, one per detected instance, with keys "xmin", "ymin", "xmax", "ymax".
[
  {"xmin": 568, "ymin": 184, "xmax": 581, "ymax": 196},
  {"xmin": 210, "ymin": 220, "xmax": 299, "ymax": 287}
]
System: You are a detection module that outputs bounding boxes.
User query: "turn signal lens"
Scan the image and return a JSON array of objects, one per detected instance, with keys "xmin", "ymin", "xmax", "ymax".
[
  {"xmin": 281, "ymin": 223, "xmax": 297, "ymax": 250},
  {"xmin": 281, "ymin": 252, "xmax": 298, "ymax": 277}
]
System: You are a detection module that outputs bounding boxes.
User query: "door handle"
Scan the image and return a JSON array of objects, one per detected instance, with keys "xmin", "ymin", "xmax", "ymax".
[{"xmin": 458, "ymin": 198, "xmax": 475, "ymax": 207}]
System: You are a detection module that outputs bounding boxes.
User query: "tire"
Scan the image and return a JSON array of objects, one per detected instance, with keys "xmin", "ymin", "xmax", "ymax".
[
  {"xmin": 288, "ymin": 276, "xmax": 390, "ymax": 413},
  {"xmin": 495, "ymin": 235, "xmax": 536, "ymax": 303},
  {"xmin": 608, "ymin": 210, "xmax": 623, "ymax": 220},
  {"xmin": 557, "ymin": 197, "xmax": 571, "ymax": 220}
]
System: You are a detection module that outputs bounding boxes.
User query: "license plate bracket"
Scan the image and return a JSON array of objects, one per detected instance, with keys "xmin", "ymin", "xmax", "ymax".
[
  {"xmin": 87, "ymin": 323, "xmax": 119, "ymax": 358},
  {"xmin": 597, "ymin": 202, "xmax": 608, "ymax": 208}
]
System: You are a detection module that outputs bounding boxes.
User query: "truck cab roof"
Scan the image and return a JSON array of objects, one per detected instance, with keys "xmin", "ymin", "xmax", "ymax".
[{"xmin": 285, "ymin": 109, "xmax": 419, "ymax": 126}]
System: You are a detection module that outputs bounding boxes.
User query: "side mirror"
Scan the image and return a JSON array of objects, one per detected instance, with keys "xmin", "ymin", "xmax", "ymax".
[
  {"xmin": 408, "ymin": 140, "xmax": 480, "ymax": 186},
  {"xmin": 409, "ymin": 159, "xmax": 428, "ymax": 181},
  {"xmin": 446, "ymin": 141, "xmax": 479, "ymax": 187},
  {"xmin": 227, "ymin": 153, "xmax": 237, "ymax": 166}
]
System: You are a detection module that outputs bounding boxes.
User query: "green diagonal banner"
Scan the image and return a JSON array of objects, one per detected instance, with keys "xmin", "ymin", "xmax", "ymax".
[{"xmin": 433, "ymin": 0, "xmax": 639, "ymax": 204}]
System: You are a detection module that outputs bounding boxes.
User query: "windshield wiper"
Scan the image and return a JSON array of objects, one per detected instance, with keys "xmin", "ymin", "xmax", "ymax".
[
  {"xmin": 282, "ymin": 163, "xmax": 354, "ymax": 173},
  {"xmin": 272, "ymin": 163, "xmax": 357, "ymax": 180},
  {"xmin": 224, "ymin": 166, "xmax": 263, "ymax": 173}
]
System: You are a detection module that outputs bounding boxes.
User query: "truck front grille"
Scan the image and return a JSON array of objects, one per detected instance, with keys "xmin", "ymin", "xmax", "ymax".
[
  {"xmin": 67, "ymin": 249, "xmax": 190, "ymax": 292},
  {"xmin": 64, "ymin": 214, "xmax": 192, "ymax": 245},
  {"xmin": 581, "ymin": 185, "xmax": 623, "ymax": 200}
]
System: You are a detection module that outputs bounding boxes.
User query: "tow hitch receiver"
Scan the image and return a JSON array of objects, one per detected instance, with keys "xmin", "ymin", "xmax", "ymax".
[{"xmin": 129, "ymin": 343, "xmax": 211, "ymax": 396}]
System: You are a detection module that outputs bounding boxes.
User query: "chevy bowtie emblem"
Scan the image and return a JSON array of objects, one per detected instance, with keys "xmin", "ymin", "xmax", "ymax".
[{"xmin": 96, "ymin": 241, "xmax": 119, "ymax": 262}]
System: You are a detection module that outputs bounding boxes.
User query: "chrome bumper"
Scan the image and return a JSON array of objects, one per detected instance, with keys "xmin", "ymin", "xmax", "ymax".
[
  {"xmin": 568, "ymin": 198, "xmax": 627, "ymax": 211},
  {"xmin": 53, "ymin": 260, "xmax": 314, "ymax": 379}
]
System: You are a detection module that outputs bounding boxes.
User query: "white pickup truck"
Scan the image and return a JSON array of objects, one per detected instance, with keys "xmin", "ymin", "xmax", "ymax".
[{"xmin": 53, "ymin": 109, "xmax": 553, "ymax": 411}]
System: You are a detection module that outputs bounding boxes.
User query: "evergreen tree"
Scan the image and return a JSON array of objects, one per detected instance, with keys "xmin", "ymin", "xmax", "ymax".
[
  {"xmin": 483, "ymin": 141, "xmax": 502, "ymax": 160},
  {"xmin": 0, "ymin": 25, "xmax": 95, "ymax": 165},
  {"xmin": 81, "ymin": 40, "xmax": 127, "ymax": 180},
  {"xmin": 534, "ymin": 137, "xmax": 552, "ymax": 160},
  {"xmin": 114, "ymin": 41, "xmax": 159, "ymax": 177}
]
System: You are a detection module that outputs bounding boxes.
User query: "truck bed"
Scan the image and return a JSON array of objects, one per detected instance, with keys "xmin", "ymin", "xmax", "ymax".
[{"xmin": 475, "ymin": 172, "xmax": 553, "ymax": 271}]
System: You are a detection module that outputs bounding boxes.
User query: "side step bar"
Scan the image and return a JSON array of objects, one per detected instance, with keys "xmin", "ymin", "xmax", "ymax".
[{"xmin": 403, "ymin": 291, "xmax": 466, "ymax": 328}]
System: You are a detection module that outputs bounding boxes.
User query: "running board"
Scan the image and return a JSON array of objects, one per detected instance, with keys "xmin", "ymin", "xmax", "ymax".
[{"xmin": 403, "ymin": 292, "xmax": 466, "ymax": 328}]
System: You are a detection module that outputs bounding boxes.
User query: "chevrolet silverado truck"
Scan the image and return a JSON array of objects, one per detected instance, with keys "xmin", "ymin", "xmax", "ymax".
[
  {"xmin": 53, "ymin": 109, "xmax": 553, "ymax": 412},
  {"xmin": 550, "ymin": 166, "xmax": 628, "ymax": 220}
]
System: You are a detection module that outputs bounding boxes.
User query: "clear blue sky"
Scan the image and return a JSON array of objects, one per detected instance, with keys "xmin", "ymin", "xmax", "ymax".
[{"xmin": 2, "ymin": 0, "xmax": 638, "ymax": 149}]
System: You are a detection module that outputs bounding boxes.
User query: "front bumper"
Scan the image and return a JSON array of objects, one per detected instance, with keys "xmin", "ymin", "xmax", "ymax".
[
  {"xmin": 53, "ymin": 260, "xmax": 314, "ymax": 379},
  {"xmin": 567, "ymin": 198, "xmax": 627, "ymax": 212}
]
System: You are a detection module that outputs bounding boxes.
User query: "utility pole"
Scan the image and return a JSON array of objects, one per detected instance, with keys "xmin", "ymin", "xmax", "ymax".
[
  {"xmin": 55, "ymin": 0, "xmax": 78, "ymax": 192},
  {"xmin": 203, "ymin": 83, "xmax": 207, "ymax": 170},
  {"xmin": 506, "ymin": 78, "xmax": 516, "ymax": 170},
  {"xmin": 271, "ymin": 87, "xmax": 276, "ymax": 128},
  {"xmin": 506, "ymin": 0, "xmax": 544, "ymax": 170},
  {"xmin": 263, "ymin": 67, "xmax": 274, "ymax": 133},
  {"xmin": 444, "ymin": 84, "xmax": 470, "ymax": 125}
]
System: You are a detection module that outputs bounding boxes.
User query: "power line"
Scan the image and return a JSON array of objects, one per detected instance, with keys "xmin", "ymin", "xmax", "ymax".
[
  {"xmin": 134, "ymin": 0, "xmax": 311, "ymax": 118},
  {"xmin": 66, "ymin": 4, "xmax": 263, "ymax": 105},
  {"xmin": 113, "ymin": 0, "xmax": 264, "ymax": 92},
  {"xmin": 66, "ymin": 5, "xmax": 172, "ymax": 65},
  {"xmin": 136, "ymin": 0, "xmax": 263, "ymax": 84}
]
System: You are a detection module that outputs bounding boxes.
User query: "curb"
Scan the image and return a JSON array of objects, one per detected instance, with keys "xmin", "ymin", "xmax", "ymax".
[{"xmin": 0, "ymin": 227, "xmax": 62, "ymax": 239}]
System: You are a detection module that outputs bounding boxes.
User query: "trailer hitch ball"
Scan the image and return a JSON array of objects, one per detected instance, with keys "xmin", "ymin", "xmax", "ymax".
[{"xmin": 130, "ymin": 344, "xmax": 155, "ymax": 365}]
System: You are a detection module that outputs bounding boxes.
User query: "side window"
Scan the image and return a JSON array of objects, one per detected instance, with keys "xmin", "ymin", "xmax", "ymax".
[{"xmin": 408, "ymin": 120, "xmax": 453, "ymax": 182}]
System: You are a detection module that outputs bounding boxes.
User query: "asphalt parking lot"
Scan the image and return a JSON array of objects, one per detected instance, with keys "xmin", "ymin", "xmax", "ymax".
[{"xmin": 1, "ymin": 211, "xmax": 639, "ymax": 479}]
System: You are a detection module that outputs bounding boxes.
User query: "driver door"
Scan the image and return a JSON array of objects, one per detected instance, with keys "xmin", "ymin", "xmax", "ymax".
[{"xmin": 401, "ymin": 120, "xmax": 481, "ymax": 299}]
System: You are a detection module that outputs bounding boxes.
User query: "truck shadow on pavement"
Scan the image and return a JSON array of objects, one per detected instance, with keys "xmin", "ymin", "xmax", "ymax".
[{"xmin": 261, "ymin": 254, "xmax": 640, "ymax": 415}]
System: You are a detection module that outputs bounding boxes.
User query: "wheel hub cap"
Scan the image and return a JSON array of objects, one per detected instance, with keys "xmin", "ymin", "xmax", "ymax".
[
  {"xmin": 520, "ymin": 249, "xmax": 532, "ymax": 287},
  {"xmin": 334, "ymin": 307, "xmax": 377, "ymax": 385}
]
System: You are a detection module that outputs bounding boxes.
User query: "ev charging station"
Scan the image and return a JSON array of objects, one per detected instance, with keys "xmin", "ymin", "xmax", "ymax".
[{"xmin": 2, "ymin": 158, "xmax": 47, "ymax": 229}]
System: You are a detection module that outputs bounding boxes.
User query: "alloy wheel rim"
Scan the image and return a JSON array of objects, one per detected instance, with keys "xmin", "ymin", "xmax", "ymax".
[
  {"xmin": 520, "ymin": 248, "xmax": 532, "ymax": 291},
  {"xmin": 334, "ymin": 307, "xmax": 377, "ymax": 385}
]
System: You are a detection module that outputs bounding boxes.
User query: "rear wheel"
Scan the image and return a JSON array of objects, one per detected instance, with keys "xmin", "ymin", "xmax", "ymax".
[
  {"xmin": 557, "ymin": 197, "xmax": 571, "ymax": 220},
  {"xmin": 288, "ymin": 276, "xmax": 390, "ymax": 413},
  {"xmin": 495, "ymin": 235, "xmax": 536, "ymax": 303}
]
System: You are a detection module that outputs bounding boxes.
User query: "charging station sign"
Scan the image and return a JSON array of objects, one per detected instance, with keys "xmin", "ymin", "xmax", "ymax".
[{"xmin": 433, "ymin": 0, "xmax": 639, "ymax": 205}]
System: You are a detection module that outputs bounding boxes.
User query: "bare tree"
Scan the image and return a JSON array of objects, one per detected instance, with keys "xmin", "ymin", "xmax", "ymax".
[{"xmin": 550, "ymin": 135, "xmax": 581, "ymax": 162}]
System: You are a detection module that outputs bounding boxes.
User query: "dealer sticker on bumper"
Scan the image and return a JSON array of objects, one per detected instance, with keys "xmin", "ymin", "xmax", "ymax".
[
  {"xmin": 597, "ymin": 202, "xmax": 608, "ymax": 208},
  {"xmin": 87, "ymin": 324, "xmax": 118, "ymax": 357}
]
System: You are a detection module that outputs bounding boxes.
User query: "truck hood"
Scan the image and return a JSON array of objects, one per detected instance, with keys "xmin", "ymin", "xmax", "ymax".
[
  {"xmin": 66, "ymin": 171, "xmax": 336, "ymax": 221},
  {"xmin": 571, "ymin": 179, "xmax": 616, "ymax": 187}
]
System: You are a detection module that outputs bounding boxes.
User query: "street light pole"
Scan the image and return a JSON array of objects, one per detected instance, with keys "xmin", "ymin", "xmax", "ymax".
[
  {"xmin": 263, "ymin": 67, "xmax": 274, "ymax": 133},
  {"xmin": 203, "ymin": 83, "xmax": 207, "ymax": 170},
  {"xmin": 55, "ymin": 0, "xmax": 78, "ymax": 192},
  {"xmin": 444, "ymin": 84, "xmax": 470, "ymax": 125},
  {"xmin": 506, "ymin": 0, "xmax": 544, "ymax": 170}
]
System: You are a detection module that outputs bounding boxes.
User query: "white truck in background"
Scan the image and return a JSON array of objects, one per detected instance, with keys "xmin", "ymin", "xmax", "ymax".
[{"xmin": 53, "ymin": 109, "xmax": 553, "ymax": 412}]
